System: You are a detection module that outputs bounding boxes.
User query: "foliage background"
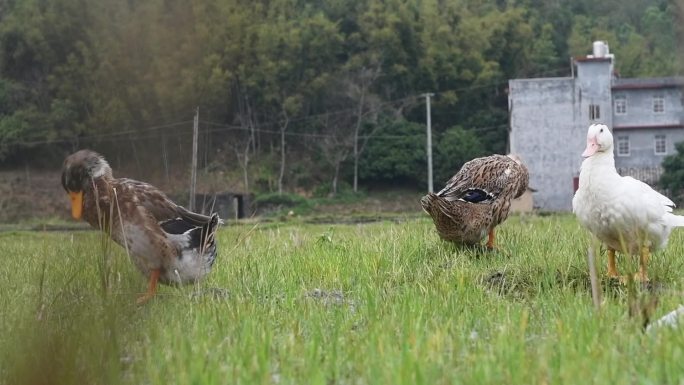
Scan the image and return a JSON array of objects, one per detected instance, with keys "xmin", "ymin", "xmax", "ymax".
[{"xmin": 0, "ymin": 0, "xmax": 681, "ymax": 194}]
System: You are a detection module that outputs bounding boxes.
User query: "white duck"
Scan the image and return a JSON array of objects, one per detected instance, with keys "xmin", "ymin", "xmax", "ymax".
[{"xmin": 572, "ymin": 123, "xmax": 684, "ymax": 281}]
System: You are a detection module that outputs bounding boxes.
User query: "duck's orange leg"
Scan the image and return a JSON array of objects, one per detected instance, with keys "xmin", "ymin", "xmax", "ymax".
[
  {"xmin": 486, "ymin": 229, "xmax": 496, "ymax": 250},
  {"xmin": 634, "ymin": 245, "xmax": 650, "ymax": 282},
  {"xmin": 136, "ymin": 268, "xmax": 161, "ymax": 305},
  {"xmin": 607, "ymin": 248, "xmax": 619, "ymax": 278}
]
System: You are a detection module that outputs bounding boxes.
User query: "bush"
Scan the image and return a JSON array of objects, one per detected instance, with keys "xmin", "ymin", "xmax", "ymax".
[
  {"xmin": 311, "ymin": 180, "xmax": 361, "ymax": 198},
  {"xmin": 252, "ymin": 192, "xmax": 312, "ymax": 216},
  {"xmin": 253, "ymin": 192, "xmax": 309, "ymax": 207},
  {"xmin": 359, "ymin": 119, "xmax": 426, "ymax": 185},
  {"xmin": 660, "ymin": 141, "xmax": 684, "ymax": 202},
  {"xmin": 434, "ymin": 126, "xmax": 486, "ymax": 185},
  {"xmin": 359, "ymin": 119, "xmax": 488, "ymax": 188}
]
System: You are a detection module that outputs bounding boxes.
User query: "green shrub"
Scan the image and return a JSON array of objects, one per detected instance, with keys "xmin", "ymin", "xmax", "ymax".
[
  {"xmin": 253, "ymin": 192, "xmax": 309, "ymax": 207},
  {"xmin": 253, "ymin": 192, "xmax": 312, "ymax": 216}
]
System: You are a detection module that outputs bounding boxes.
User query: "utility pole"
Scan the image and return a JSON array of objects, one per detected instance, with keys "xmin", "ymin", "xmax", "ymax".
[
  {"xmin": 423, "ymin": 93, "xmax": 434, "ymax": 193},
  {"xmin": 189, "ymin": 107, "xmax": 199, "ymax": 211}
]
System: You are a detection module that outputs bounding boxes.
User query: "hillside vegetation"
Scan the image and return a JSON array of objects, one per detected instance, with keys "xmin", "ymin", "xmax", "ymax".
[{"xmin": 1, "ymin": 0, "xmax": 682, "ymax": 196}]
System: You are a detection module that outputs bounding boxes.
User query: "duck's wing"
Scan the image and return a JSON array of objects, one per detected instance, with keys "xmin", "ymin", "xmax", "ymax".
[
  {"xmin": 623, "ymin": 176, "xmax": 674, "ymax": 208},
  {"xmin": 114, "ymin": 178, "xmax": 215, "ymax": 225},
  {"xmin": 617, "ymin": 176, "xmax": 684, "ymax": 227},
  {"xmin": 438, "ymin": 155, "xmax": 528, "ymax": 202},
  {"xmin": 112, "ymin": 179, "xmax": 176, "ymax": 220},
  {"xmin": 113, "ymin": 178, "xmax": 220, "ymax": 252}
]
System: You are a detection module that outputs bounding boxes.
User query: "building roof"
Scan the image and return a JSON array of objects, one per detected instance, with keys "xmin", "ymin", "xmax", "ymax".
[
  {"xmin": 613, "ymin": 123, "xmax": 684, "ymax": 131},
  {"xmin": 574, "ymin": 56, "xmax": 612, "ymax": 63},
  {"xmin": 612, "ymin": 77, "xmax": 684, "ymax": 90}
]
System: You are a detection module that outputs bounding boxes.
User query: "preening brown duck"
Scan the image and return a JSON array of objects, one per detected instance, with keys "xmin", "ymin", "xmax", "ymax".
[
  {"xmin": 61, "ymin": 149, "xmax": 221, "ymax": 304},
  {"xmin": 421, "ymin": 154, "xmax": 529, "ymax": 248}
]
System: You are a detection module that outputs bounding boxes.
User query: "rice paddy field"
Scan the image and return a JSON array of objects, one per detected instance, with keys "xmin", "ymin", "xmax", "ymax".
[{"xmin": 2, "ymin": 214, "xmax": 684, "ymax": 384}]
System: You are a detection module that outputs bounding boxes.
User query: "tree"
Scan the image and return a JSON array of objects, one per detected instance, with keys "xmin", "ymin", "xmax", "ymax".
[
  {"xmin": 659, "ymin": 141, "xmax": 684, "ymax": 200},
  {"xmin": 0, "ymin": 0, "xmax": 96, "ymax": 159},
  {"xmin": 340, "ymin": 66, "xmax": 381, "ymax": 193},
  {"xmin": 434, "ymin": 126, "xmax": 486, "ymax": 186},
  {"xmin": 233, "ymin": 3, "xmax": 343, "ymax": 194},
  {"xmin": 359, "ymin": 118, "xmax": 426, "ymax": 185},
  {"xmin": 2, "ymin": 0, "xmax": 682, "ymax": 197},
  {"xmin": 311, "ymin": 112, "xmax": 354, "ymax": 196}
]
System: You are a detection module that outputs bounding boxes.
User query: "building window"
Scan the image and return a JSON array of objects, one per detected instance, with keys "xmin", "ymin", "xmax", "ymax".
[
  {"xmin": 616, "ymin": 135, "xmax": 630, "ymax": 156},
  {"xmin": 653, "ymin": 94, "xmax": 665, "ymax": 113},
  {"xmin": 614, "ymin": 94, "xmax": 626, "ymax": 115},
  {"xmin": 589, "ymin": 104, "xmax": 600, "ymax": 120},
  {"xmin": 655, "ymin": 134, "xmax": 667, "ymax": 155}
]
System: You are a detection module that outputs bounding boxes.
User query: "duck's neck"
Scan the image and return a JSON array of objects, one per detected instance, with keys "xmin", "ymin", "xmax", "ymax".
[
  {"xmin": 83, "ymin": 176, "xmax": 115, "ymax": 229},
  {"xmin": 580, "ymin": 150, "xmax": 617, "ymax": 186},
  {"xmin": 85, "ymin": 175, "xmax": 113, "ymax": 195}
]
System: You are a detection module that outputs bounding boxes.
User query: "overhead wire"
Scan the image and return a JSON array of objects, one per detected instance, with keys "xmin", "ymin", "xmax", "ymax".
[{"xmin": 0, "ymin": 64, "xmax": 573, "ymax": 148}]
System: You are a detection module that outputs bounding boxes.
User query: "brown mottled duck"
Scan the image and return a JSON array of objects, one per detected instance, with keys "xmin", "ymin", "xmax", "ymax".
[
  {"xmin": 61, "ymin": 149, "xmax": 221, "ymax": 304},
  {"xmin": 421, "ymin": 154, "xmax": 529, "ymax": 248}
]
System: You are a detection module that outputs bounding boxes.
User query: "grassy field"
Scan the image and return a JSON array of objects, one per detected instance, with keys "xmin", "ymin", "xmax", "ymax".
[{"xmin": 2, "ymin": 214, "xmax": 684, "ymax": 384}]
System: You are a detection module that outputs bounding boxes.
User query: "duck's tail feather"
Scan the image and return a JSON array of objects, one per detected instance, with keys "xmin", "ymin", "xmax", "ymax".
[
  {"xmin": 197, "ymin": 213, "xmax": 220, "ymax": 248},
  {"xmin": 162, "ymin": 213, "xmax": 220, "ymax": 260},
  {"xmin": 188, "ymin": 213, "xmax": 220, "ymax": 267},
  {"xmin": 420, "ymin": 193, "xmax": 438, "ymax": 213},
  {"xmin": 664, "ymin": 213, "xmax": 684, "ymax": 227},
  {"xmin": 421, "ymin": 192, "xmax": 461, "ymax": 222}
]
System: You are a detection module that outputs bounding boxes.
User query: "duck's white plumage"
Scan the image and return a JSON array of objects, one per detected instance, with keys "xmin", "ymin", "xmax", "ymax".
[{"xmin": 573, "ymin": 124, "xmax": 684, "ymax": 277}]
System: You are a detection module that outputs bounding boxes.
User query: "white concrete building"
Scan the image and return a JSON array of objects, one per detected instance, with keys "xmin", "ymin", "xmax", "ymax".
[{"xmin": 509, "ymin": 41, "xmax": 684, "ymax": 211}]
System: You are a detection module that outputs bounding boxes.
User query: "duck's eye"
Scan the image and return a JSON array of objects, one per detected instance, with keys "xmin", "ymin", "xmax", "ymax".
[{"xmin": 600, "ymin": 128, "xmax": 604, "ymax": 133}]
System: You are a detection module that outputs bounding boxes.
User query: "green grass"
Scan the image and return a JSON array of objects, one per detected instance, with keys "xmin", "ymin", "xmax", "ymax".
[{"xmin": 2, "ymin": 214, "xmax": 684, "ymax": 384}]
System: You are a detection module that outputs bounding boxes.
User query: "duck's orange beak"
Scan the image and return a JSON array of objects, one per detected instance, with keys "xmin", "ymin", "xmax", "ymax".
[{"xmin": 68, "ymin": 191, "xmax": 83, "ymax": 220}]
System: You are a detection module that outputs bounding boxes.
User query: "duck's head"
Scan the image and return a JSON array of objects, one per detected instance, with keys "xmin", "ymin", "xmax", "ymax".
[
  {"xmin": 61, "ymin": 150, "xmax": 112, "ymax": 219},
  {"xmin": 582, "ymin": 124, "xmax": 613, "ymax": 158}
]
